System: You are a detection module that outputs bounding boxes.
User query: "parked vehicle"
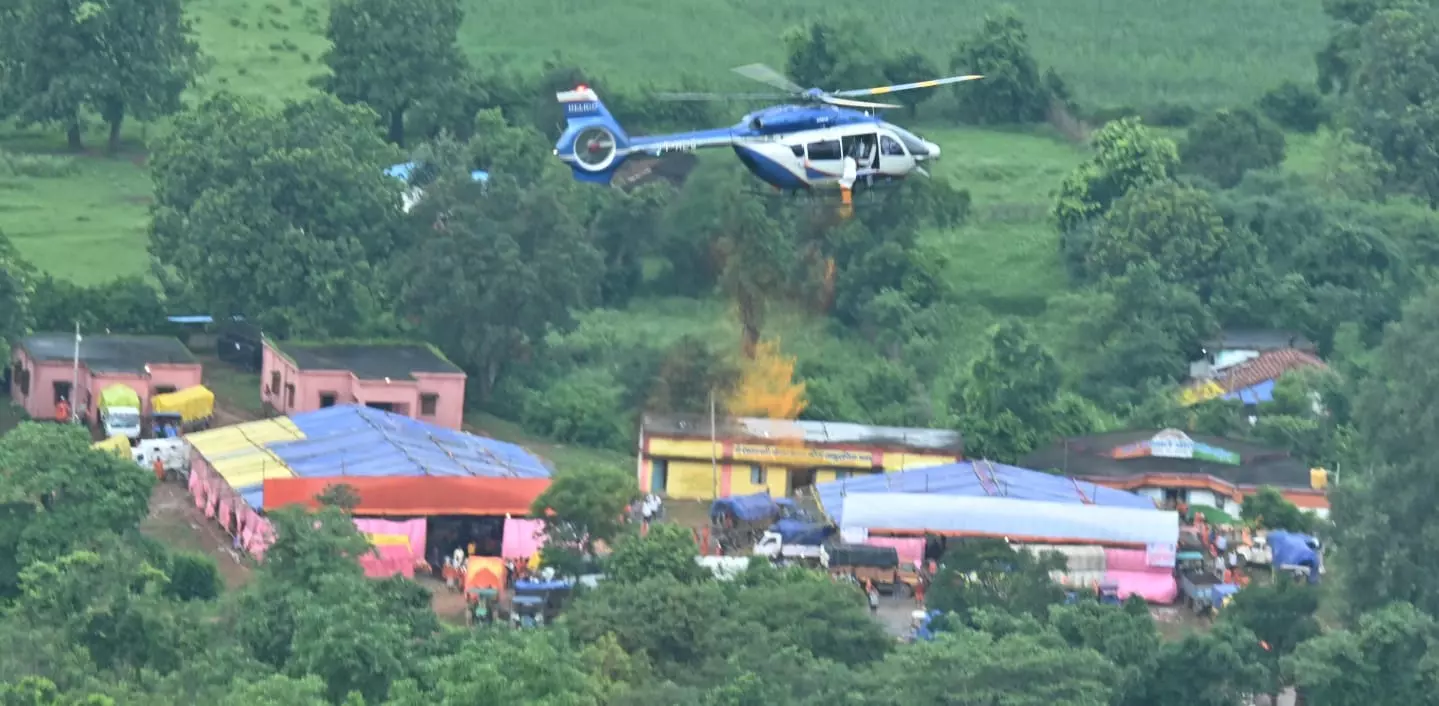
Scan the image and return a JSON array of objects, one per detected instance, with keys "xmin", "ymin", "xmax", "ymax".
[
  {"xmin": 751, "ymin": 530, "xmax": 825, "ymax": 561},
  {"xmin": 709, "ymin": 492, "xmax": 832, "ymax": 552},
  {"xmin": 1237, "ymin": 533, "xmax": 1272, "ymax": 567},
  {"xmin": 823, "ymin": 543, "xmax": 904, "ymax": 594},
  {"xmin": 1176, "ymin": 556, "xmax": 1237, "ymax": 615},
  {"xmin": 151, "ymin": 385, "xmax": 215, "ymax": 437},
  {"xmin": 696, "ymin": 555, "xmax": 752, "ymax": 581},
  {"xmin": 1268, "ymin": 531, "xmax": 1323, "ymax": 583},
  {"xmin": 133, "ymin": 438, "xmax": 189, "ymax": 479},
  {"xmin": 99, "ymin": 384, "xmax": 142, "ymax": 442}
]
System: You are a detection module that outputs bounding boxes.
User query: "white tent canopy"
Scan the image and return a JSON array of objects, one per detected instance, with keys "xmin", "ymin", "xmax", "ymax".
[{"xmin": 839, "ymin": 492, "xmax": 1179, "ymax": 547}]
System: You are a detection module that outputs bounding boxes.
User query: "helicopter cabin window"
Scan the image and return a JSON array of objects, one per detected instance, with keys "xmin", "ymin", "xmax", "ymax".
[
  {"xmin": 806, "ymin": 140, "xmax": 841, "ymax": 160},
  {"xmin": 790, "ymin": 145, "xmax": 804, "ymax": 158},
  {"xmin": 842, "ymin": 134, "xmax": 878, "ymax": 168},
  {"xmin": 880, "ymin": 135, "xmax": 905, "ymax": 156}
]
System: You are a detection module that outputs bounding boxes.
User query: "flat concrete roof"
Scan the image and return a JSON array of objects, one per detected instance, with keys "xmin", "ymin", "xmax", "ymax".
[
  {"xmin": 642, "ymin": 414, "xmax": 964, "ymax": 454},
  {"xmin": 273, "ymin": 340, "xmax": 462, "ymax": 381},
  {"xmin": 17, "ymin": 333, "xmax": 198, "ymax": 374}
]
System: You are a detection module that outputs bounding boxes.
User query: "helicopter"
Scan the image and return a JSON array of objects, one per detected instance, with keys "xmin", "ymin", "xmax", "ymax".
[{"xmin": 553, "ymin": 64, "xmax": 981, "ymax": 215}]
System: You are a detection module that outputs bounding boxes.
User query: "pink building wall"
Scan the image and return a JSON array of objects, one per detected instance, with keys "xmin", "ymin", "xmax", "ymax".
[
  {"xmin": 8, "ymin": 348, "xmax": 203, "ymax": 422},
  {"xmin": 260, "ymin": 340, "xmax": 466, "ymax": 430}
]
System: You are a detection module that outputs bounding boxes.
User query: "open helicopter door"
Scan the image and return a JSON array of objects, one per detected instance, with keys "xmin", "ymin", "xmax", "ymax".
[{"xmin": 877, "ymin": 132, "xmax": 914, "ymax": 178}]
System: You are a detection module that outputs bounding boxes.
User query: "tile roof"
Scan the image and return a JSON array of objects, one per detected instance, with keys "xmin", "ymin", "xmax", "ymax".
[{"xmin": 1213, "ymin": 348, "xmax": 1326, "ymax": 393}]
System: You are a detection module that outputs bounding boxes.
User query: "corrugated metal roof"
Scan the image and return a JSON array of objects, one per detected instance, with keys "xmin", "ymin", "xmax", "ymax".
[
  {"xmin": 641, "ymin": 414, "xmax": 963, "ymax": 453},
  {"xmin": 815, "ymin": 461, "xmax": 1156, "ymax": 526}
]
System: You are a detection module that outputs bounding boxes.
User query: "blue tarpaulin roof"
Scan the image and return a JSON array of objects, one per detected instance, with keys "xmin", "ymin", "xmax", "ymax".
[
  {"xmin": 266, "ymin": 405, "xmax": 551, "ymax": 482},
  {"xmin": 1222, "ymin": 379, "xmax": 1275, "ymax": 404},
  {"xmin": 815, "ymin": 461, "xmax": 1158, "ymax": 526}
]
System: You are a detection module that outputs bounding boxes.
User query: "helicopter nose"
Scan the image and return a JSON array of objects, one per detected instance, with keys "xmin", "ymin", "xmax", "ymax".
[{"xmin": 925, "ymin": 141, "xmax": 941, "ymax": 159}]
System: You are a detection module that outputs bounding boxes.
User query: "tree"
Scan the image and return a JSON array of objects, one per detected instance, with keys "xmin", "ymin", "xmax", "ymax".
[
  {"xmin": 782, "ymin": 20, "xmax": 885, "ymax": 91},
  {"xmin": 1135, "ymin": 622, "xmax": 1269, "ymax": 706},
  {"xmin": 952, "ymin": 321, "xmax": 1095, "ymax": 461},
  {"xmin": 1081, "ymin": 181, "xmax": 1237, "ymax": 297},
  {"xmin": 927, "ymin": 539, "xmax": 1066, "ymax": 625},
  {"xmin": 0, "ymin": 423, "xmax": 153, "ymax": 598},
  {"xmin": 0, "ymin": 0, "xmax": 199, "ymax": 151},
  {"xmin": 393, "ymin": 135, "xmax": 602, "ymax": 400},
  {"xmin": 1053, "ymin": 117, "xmax": 1179, "ymax": 237},
  {"xmin": 1242, "ymin": 487, "xmax": 1315, "ymax": 533},
  {"xmin": 0, "ymin": 232, "xmax": 32, "ymax": 364},
  {"xmin": 1342, "ymin": 2, "xmax": 1439, "ymax": 204},
  {"xmin": 321, "ymin": 0, "xmax": 466, "ymax": 146},
  {"xmin": 605, "ymin": 524, "xmax": 708, "ymax": 585},
  {"xmin": 531, "ymin": 463, "xmax": 637, "ymax": 570},
  {"xmin": 287, "ymin": 576, "xmax": 413, "ymax": 703},
  {"xmin": 148, "ymin": 94, "xmax": 405, "ymax": 337},
  {"xmin": 864, "ymin": 627, "xmax": 1118, "ymax": 706},
  {"xmin": 1259, "ymin": 81, "xmax": 1330, "ymax": 133},
  {"xmin": 589, "ymin": 183, "xmax": 673, "ymax": 307},
  {"xmin": 881, "ymin": 51, "xmax": 940, "ymax": 118},
  {"xmin": 1047, "ymin": 599, "xmax": 1161, "ymax": 706},
  {"xmin": 724, "ymin": 339, "xmax": 807, "ymax": 419},
  {"xmin": 1222, "ymin": 579, "xmax": 1321, "ymax": 698},
  {"xmin": 646, "ymin": 336, "xmax": 740, "ymax": 415},
  {"xmin": 949, "ymin": 9, "xmax": 1061, "ymax": 125},
  {"xmin": 1336, "ymin": 285, "xmax": 1439, "ymax": 617},
  {"xmin": 712, "ymin": 193, "xmax": 794, "ymax": 355},
  {"xmin": 1284, "ymin": 602, "xmax": 1439, "ymax": 706},
  {"xmin": 1180, "ymin": 108, "xmax": 1287, "ymax": 188}
]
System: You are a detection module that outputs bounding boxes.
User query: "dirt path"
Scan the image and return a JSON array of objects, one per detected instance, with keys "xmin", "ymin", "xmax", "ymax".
[{"xmin": 140, "ymin": 482, "xmax": 254, "ymax": 589}]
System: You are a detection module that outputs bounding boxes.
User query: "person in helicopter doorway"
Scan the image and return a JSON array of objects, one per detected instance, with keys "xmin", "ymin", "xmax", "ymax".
[{"xmin": 848, "ymin": 134, "xmax": 879, "ymax": 170}]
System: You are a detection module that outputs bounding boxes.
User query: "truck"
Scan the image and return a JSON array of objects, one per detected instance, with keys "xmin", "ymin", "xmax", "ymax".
[
  {"xmin": 150, "ymin": 385, "xmax": 215, "ymax": 437},
  {"xmin": 751, "ymin": 530, "xmax": 825, "ymax": 561},
  {"xmin": 709, "ymin": 492, "xmax": 832, "ymax": 552},
  {"xmin": 1177, "ymin": 555, "xmax": 1238, "ymax": 614},
  {"xmin": 99, "ymin": 384, "xmax": 142, "ymax": 443},
  {"xmin": 132, "ymin": 438, "xmax": 189, "ymax": 479},
  {"xmin": 1268, "ymin": 531, "xmax": 1323, "ymax": 583},
  {"xmin": 823, "ymin": 543, "xmax": 905, "ymax": 594},
  {"xmin": 1237, "ymin": 533, "xmax": 1272, "ymax": 567}
]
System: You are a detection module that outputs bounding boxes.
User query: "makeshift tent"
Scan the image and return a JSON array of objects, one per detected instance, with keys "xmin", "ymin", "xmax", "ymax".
[
  {"xmin": 1269, "ymin": 531, "xmax": 1322, "ymax": 583},
  {"xmin": 186, "ymin": 417, "xmax": 303, "ymax": 509},
  {"xmin": 840, "ymin": 493, "xmax": 1179, "ymax": 547},
  {"xmin": 815, "ymin": 461, "xmax": 1157, "ymax": 526},
  {"xmin": 1104, "ymin": 548, "xmax": 1179, "ymax": 603}
]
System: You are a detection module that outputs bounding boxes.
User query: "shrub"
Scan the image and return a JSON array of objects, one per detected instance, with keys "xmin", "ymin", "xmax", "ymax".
[
  {"xmin": 520, "ymin": 368, "xmax": 629, "ymax": 450},
  {"xmin": 1259, "ymin": 81, "xmax": 1330, "ymax": 133},
  {"xmin": 165, "ymin": 551, "xmax": 222, "ymax": 601}
]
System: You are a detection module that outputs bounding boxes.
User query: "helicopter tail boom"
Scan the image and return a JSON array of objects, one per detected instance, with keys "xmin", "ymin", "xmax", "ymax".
[{"xmin": 554, "ymin": 86, "xmax": 632, "ymax": 184}]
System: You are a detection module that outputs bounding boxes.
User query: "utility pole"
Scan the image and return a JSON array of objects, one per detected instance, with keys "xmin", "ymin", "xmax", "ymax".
[{"xmin": 70, "ymin": 321, "xmax": 81, "ymax": 424}]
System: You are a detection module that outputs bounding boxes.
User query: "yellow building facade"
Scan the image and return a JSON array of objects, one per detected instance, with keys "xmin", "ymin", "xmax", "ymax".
[{"xmin": 638, "ymin": 415, "xmax": 963, "ymax": 500}]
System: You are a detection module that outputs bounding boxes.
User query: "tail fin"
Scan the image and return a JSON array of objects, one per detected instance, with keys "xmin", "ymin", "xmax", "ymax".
[{"xmin": 553, "ymin": 86, "xmax": 631, "ymax": 184}]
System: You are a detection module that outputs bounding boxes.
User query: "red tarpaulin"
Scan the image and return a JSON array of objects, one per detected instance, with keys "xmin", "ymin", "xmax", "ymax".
[{"xmin": 262, "ymin": 477, "xmax": 551, "ymax": 516}]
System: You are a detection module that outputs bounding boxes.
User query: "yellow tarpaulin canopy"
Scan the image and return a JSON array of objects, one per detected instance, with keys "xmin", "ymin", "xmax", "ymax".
[
  {"xmin": 1179, "ymin": 380, "xmax": 1226, "ymax": 407},
  {"xmin": 366, "ymin": 533, "xmax": 412, "ymax": 549},
  {"xmin": 186, "ymin": 417, "xmax": 303, "ymax": 488},
  {"xmin": 91, "ymin": 435, "xmax": 132, "ymax": 459},
  {"xmin": 151, "ymin": 385, "xmax": 215, "ymax": 423}
]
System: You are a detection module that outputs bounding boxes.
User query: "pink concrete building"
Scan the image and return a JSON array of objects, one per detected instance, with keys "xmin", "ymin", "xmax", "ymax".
[
  {"xmin": 8, "ymin": 333, "xmax": 202, "ymax": 422},
  {"xmin": 261, "ymin": 338, "xmax": 467, "ymax": 430}
]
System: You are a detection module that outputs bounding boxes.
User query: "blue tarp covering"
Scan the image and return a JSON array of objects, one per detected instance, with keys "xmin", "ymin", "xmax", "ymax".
[
  {"xmin": 1269, "ymin": 530, "xmax": 1322, "ymax": 583},
  {"xmin": 710, "ymin": 492, "xmax": 794, "ymax": 523},
  {"xmin": 267, "ymin": 404, "xmax": 550, "ymax": 480},
  {"xmin": 815, "ymin": 461, "xmax": 1158, "ymax": 526},
  {"xmin": 1222, "ymin": 379, "xmax": 1275, "ymax": 404}
]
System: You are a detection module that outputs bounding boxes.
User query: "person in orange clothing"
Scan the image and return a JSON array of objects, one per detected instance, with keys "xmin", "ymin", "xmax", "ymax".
[
  {"xmin": 153, "ymin": 457, "xmax": 166, "ymax": 482},
  {"xmin": 55, "ymin": 397, "xmax": 71, "ymax": 424}
]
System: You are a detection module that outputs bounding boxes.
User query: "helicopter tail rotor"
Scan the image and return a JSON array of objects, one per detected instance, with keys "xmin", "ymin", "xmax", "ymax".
[{"xmin": 554, "ymin": 85, "xmax": 632, "ymax": 184}]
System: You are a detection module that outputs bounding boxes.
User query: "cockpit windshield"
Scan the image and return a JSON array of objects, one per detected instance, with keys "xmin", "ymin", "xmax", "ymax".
[{"xmin": 889, "ymin": 126, "xmax": 931, "ymax": 157}]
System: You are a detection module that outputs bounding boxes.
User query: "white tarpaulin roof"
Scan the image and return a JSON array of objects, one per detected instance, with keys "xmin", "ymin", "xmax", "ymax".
[{"xmin": 839, "ymin": 493, "xmax": 1179, "ymax": 547}]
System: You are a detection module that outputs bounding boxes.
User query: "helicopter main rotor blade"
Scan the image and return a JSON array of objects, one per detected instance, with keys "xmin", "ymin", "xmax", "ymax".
[
  {"xmin": 821, "ymin": 96, "xmax": 903, "ymax": 110},
  {"xmin": 731, "ymin": 63, "xmax": 805, "ymax": 94},
  {"xmin": 654, "ymin": 91, "xmax": 790, "ymax": 102},
  {"xmin": 830, "ymin": 74, "xmax": 983, "ymax": 97}
]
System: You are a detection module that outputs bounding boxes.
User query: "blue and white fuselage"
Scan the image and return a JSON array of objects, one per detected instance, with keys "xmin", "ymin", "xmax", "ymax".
[{"xmin": 553, "ymin": 87, "xmax": 941, "ymax": 192}]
